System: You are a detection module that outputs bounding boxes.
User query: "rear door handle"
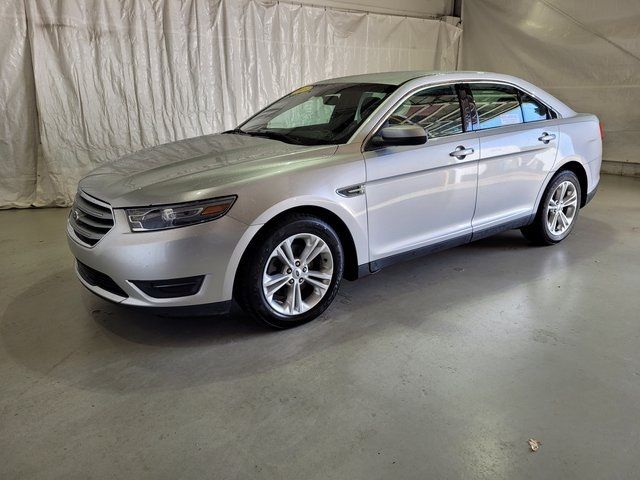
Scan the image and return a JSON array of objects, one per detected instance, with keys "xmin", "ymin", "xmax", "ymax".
[
  {"xmin": 449, "ymin": 145, "xmax": 475, "ymax": 159},
  {"xmin": 538, "ymin": 132, "xmax": 556, "ymax": 144}
]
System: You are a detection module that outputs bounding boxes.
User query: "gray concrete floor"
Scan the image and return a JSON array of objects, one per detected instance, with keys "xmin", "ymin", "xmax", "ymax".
[{"xmin": 1, "ymin": 174, "xmax": 639, "ymax": 479}]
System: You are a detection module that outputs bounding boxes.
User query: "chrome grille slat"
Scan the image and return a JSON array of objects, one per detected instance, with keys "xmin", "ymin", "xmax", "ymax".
[
  {"xmin": 69, "ymin": 191, "xmax": 114, "ymax": 247},
  {"xmin": 75, "ymin": 194, "xmax": 111, "ymax": 218},
  {"xmin": 69, "ymin": 217, "xmax": 105, "ymax": 240},
  {"xmin": 75, "ymin": 214, "xmax": 112, "ymax": 230}
]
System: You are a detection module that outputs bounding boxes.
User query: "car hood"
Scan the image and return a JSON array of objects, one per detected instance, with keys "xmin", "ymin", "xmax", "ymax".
[{"xmin": 79, "ymin": 133, "xmax": 337, "ymax": 207}]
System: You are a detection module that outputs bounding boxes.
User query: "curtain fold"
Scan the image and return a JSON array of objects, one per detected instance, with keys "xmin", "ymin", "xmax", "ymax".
[
  {"xmin": 0, "ymin": 0, "xmax": 39, "ymax": 208},
  {"xmin": 460, "ymin": 0, "xmax": 640, "ymax": 168},
  {"xmin": 0, "ymin": 0, "xmax": 461, "ymax": 208}
]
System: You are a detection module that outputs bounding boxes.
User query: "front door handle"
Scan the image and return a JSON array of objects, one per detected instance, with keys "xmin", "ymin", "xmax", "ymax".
[
  {"xmin": 449, "ymin": 145, "xmax": 475, "ymax": 159},
  {"xmin": 538, "ymin": 132, "xmax": 556, "ymax": 144}
]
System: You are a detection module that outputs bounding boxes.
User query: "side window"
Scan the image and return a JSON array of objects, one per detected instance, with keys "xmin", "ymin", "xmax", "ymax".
[
  {"xmin": 469, "ymin": 84, "xmax": 523, "ymax": 130},
  {"xmin": 388, "ymin": 85, "xmax": 463, "ymax": 139},
  {"xmin": 520, "ymin": 92, "xmax": 551, "ymax": 122}
]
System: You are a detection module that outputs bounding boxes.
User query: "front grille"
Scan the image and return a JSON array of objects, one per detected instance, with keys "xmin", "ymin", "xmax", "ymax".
[
  {"xmin": 69, "ymin": 191, "xmax": 114, "ymax": 246},
  {"xmin": 77, "ymin": 260, "xmax": 128, "ymax": 298}
]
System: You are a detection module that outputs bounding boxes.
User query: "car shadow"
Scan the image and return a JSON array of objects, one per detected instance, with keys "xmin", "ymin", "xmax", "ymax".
[{"xmin": 1, "ymin": 216, "xmax": 612, "ymax": 393}]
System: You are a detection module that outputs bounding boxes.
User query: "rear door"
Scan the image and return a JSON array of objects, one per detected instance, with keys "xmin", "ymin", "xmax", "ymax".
[
  {"xmin": 467, "ymin": 83, "xmax": 559, "ymax": 234},
  {"xmin": 363, "ymin": 84, "xmax": 479, "ymax": 265}
]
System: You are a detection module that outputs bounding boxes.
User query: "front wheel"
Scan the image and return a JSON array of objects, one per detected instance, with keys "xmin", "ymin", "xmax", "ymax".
[
  {"xmin": 235, "ymin": 214, "xmax": 344, "ymax": 328},
  {"xmin": 521, "ymin": 170, "xmax": 581, "ymax": 245}
]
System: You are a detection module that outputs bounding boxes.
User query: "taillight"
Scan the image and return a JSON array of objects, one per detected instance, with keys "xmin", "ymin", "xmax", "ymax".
[{"xmin": 599, "ymin": 122, "xmax": 605, "ymax": 140}]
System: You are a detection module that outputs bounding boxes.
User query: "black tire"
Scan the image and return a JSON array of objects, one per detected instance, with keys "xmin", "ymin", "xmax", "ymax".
[
  {"xmin": 521, "ymin": 170, "xmax": 582, "ymax": 245},
  {"xmin": 235, "ymin": 213, "xmax": 344, "ymax": 329}
]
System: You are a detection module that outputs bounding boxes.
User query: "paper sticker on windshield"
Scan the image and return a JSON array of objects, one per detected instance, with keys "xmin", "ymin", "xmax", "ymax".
[{"xmin": 290, "ymin": 85, "xmax": 313, "ymax": 95}]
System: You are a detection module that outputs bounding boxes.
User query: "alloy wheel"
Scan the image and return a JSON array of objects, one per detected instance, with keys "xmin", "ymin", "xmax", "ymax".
[
  {"xmin": 262, "ymin": 233, "xmax": 334, "ymax": 315},
  {"xmin": 547, "ymin": 180, "xmax": 578, "ymax": 235}
]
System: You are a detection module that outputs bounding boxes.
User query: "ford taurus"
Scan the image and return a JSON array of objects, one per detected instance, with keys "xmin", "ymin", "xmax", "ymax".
[{"xmin": 68, "ymin": 71, "xmax": 602, "ymax": 328}]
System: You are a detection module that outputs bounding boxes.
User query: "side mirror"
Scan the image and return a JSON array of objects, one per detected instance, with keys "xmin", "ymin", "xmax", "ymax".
[{"xmin": 377, "ymin": 125, "xmax": 426, "ymax": 147}]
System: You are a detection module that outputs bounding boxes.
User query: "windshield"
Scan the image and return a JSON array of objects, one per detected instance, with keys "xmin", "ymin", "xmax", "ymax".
[{"xmin": 236, "ymin": 83, "xmax": 396, "ymax": 146}]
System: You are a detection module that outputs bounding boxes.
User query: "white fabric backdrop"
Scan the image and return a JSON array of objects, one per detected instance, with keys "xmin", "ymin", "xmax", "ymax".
[
  {"xmin": 0, "ymin": 0, "xmax": 461, "ymax": 208},
  {"xmin": 0, "ymin": 1, "xmax": 39, "ymax": 208},
  {"xmin": 460, "ymin": 0, "xmax": 640, "ymax": 172}
]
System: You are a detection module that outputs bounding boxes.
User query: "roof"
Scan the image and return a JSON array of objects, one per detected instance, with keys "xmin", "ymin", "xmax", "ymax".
[
  {"xmin": 317, "ymin": 70, "xmax": 536, "ymax": 86},
  {"xmin": 318, "ymin": 70, "xmax": 437, "ymax": 85}
]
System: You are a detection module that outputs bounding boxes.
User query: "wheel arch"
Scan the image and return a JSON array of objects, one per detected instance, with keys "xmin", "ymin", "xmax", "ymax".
[
  {"xmin": 556, "ymin": 160, "xmax": 589, "ymax": 207},
  {"xmin": 251, "ymin": 206, "xmax": 361, "ymax": 280},
  {"xmin": 227, "ymin": 202, "xmax": 365, "ymax": 302},
  {"xmin": 534, "ymin": 160, "xmax": 590, "ymax": 214}
]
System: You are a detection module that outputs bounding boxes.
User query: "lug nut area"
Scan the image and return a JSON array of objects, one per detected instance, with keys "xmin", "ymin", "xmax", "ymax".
[{"xmin": 286, "ymin": 259, "xmax": 309, "ymax": 281}]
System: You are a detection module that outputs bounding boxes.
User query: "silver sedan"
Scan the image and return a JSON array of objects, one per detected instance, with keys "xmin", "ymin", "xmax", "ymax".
[{"xmin": 68, "ymin": 71, "xmax": 602, "ymax": 328}]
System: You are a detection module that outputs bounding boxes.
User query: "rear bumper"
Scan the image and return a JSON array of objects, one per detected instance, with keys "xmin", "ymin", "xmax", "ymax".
[{"xmin": 585, "ymin": 181, "xmax": 599, "ymax": 206}]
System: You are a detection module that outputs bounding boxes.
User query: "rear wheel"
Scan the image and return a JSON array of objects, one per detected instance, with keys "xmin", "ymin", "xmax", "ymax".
[
  {"xmin": 235, "ymin": 214, "xmax": 344, "ymax": 328},
  {"xmin": 521, "ymin": 170, "xmax": 581, "ymax": 245}
]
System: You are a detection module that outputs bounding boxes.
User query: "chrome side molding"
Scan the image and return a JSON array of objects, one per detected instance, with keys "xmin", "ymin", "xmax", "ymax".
[{"xmin": 337, "ymin": 184, "xmax": 365, "ymax": 197}]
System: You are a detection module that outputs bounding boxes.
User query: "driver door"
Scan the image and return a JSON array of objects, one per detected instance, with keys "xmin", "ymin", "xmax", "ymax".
[{"xmin": 363, "ymin": 85, "xmax": 479, "ymax": 267}]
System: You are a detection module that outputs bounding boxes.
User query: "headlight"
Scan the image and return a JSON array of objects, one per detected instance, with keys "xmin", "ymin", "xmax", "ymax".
[{"xmin": 125, "ymin": 196, "xmax": 237, "ymax": 232}]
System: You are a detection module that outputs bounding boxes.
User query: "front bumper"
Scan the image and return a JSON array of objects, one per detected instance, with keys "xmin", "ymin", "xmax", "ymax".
[{"xmin": 68, "ymin": 209, "xmax": 260, "ymax": 308}]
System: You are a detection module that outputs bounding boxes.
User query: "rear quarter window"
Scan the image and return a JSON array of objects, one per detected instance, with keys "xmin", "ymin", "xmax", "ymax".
[
  {"xmin": 520, "ymin": 92, "xmax": 553, "ymax": 122},
  {"xmin": 469, "ymin": 84, "xmax": 523, "ymax": 130}
]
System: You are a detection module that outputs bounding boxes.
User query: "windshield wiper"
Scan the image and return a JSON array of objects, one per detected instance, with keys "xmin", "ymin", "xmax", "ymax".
[
  {"xmin": 244, "ymin": 130, "xmax": 302, "ymax": 145},
  {"xmin": 222, "ymin": 128, "xmax": 300, "ymax": 144},
  {"xmin": 222, "ymin": 127, "xmax": 250, "ymax": 135}
]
